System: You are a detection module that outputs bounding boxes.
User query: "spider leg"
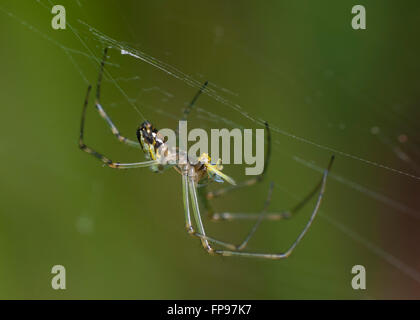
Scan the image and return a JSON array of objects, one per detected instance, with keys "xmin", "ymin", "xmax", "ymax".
[
  {"xmin": 211, "ymin": 212, "xmax": 290, "ymax": 221},
  {"xmin": 79, "ymin": 85, "xmax": 159, "ymax": 169},
  {"xmin": 206, "ymin": 121, "xmax": 271, "ymax": 201},
  {"xmin": 182, "ymin": 170, "xmax": 215, "ymax": 252},
  {"xmin": 94, "ymin": 48, "xmax": 140, "ymax": 148},
  {"xmin": 175, "ymin": 81, "xmax": 209, "ymax": 137},
  {"xmin": 184, "ymin": 173, "xmax": 276, "ymax": 253},
  {"xmin": 183, "ymin": 172, "xmax": 238, "ymax": 251},
  {"xmin": 235, "ymin": 182, "xmax": 274, "ymax": 251},
  {"xmin": 181, "ymin": 81, "xmax": 208, "ymax": 122},
  {"xmin": 211, "ymin": 156, "xmax": 335, "ymax": 222},
  {"xmin": 95, "ymin": 103, "xmax": 140, "ymax": 148},
  {"xmin": 214, "ymin": 156, "xmax": 334, "ymax": 259}
]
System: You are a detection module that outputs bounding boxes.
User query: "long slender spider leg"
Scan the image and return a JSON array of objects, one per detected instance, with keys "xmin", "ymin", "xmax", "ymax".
[
  {"xmin": 213, "ymin": 156, "xmax": 334, "ymax": 259},
  {"xmin": 187, "ymin": 173, "xmax": 215, "ymax": 253},
  {"xmin": 184, "ymin": 177, "xmax": 234, "ymax": 251},
  {"xmin": 182, "ymin": 172, "xmax": 193, "ymax": 233},
  {"xmin": 211, "ymin": 212, "xmax": 290, "ymax": 221},
  {"xmin": 79, "ymin": 85, "xmax": 159, "ymax": 169},
  {"xmin": 201, "ymin": 184, "xmax": 285, "ymax": 222},
  {"xmin": 183, "ymin": 172, "xmax": 238, "ymax": 251},
  {"xmin": 206, "ymin": 121, "xmax": 271, "ymax": 201},
  {"xmin": 95, "ymin": 103, "xmax": 140, "ymax": 148},
  {"xmin": 212, "ymin": 156, "xmax": 335, "ymax": 221},
  {"xmin": 181, "ymin": 81, "xmax": 208, "ymax": 122},
  {"xmin": 93, "ymin": 48, "xmax": 139, "ymax": 148},
  {"xmin": 186, "ymin": 176, "xmax": 275, "ymax": 252},
  {"xmin": 236, "ymin": 182, "xmax": 274, "ymax": 251},
  {"xmin": 175, "ymin": 81, "xmax": 209, "ymax": 137},
  {"xmin": 183, "ymin": 172, "xmax": 235, "ymax": 250}
]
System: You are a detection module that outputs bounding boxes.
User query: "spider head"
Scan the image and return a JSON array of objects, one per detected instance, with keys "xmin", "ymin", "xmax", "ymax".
[{"xmin": 136, "ymin": 121, "xmax": 164, "ymax": 160}]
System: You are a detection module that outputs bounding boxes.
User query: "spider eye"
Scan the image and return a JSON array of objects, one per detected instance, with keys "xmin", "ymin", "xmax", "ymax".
[
  {"xmin": 136, "ymin": 121, "xmax": 160, "ymax": 146},
  {"xmin": 139, "ymin": 120, "xmax": 153, "ymax": 131}
]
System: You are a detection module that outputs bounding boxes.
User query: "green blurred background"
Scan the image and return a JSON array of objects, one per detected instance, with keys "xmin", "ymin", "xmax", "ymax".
[{"xmin": 0, "ymin": 0, "xmax": 419, "ymax": 299}]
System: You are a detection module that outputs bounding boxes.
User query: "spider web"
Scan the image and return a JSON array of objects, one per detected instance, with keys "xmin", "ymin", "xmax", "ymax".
[{"xmin": 2, "ymin": 0, "xmax": 420, "ymax": 298}]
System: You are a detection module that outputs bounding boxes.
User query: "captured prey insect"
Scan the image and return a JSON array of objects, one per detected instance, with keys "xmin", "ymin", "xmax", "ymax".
[{"xmin": 78, "ymin": 48, "xmax": 335, "ymax": 259}]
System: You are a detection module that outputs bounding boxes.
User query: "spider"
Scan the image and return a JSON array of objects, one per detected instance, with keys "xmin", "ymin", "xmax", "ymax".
[{"xmin": 78, "ymin": 48, "xmax": 335, "ymax": 259}]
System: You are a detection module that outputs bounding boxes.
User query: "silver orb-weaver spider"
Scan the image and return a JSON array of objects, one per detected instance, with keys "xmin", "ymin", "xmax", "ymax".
[{"xmin": 79, "ymin": 48, "xmax": 334, "ymax": 259}]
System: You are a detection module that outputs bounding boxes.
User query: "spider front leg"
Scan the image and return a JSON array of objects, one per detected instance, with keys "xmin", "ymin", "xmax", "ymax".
[
  {"xmin": 94, "ymin": 48, "xmax": 140, "ymax": 148},
  {"xmin": 79, "ymin": 85, "xmax": 158, "ymax": 169}
]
